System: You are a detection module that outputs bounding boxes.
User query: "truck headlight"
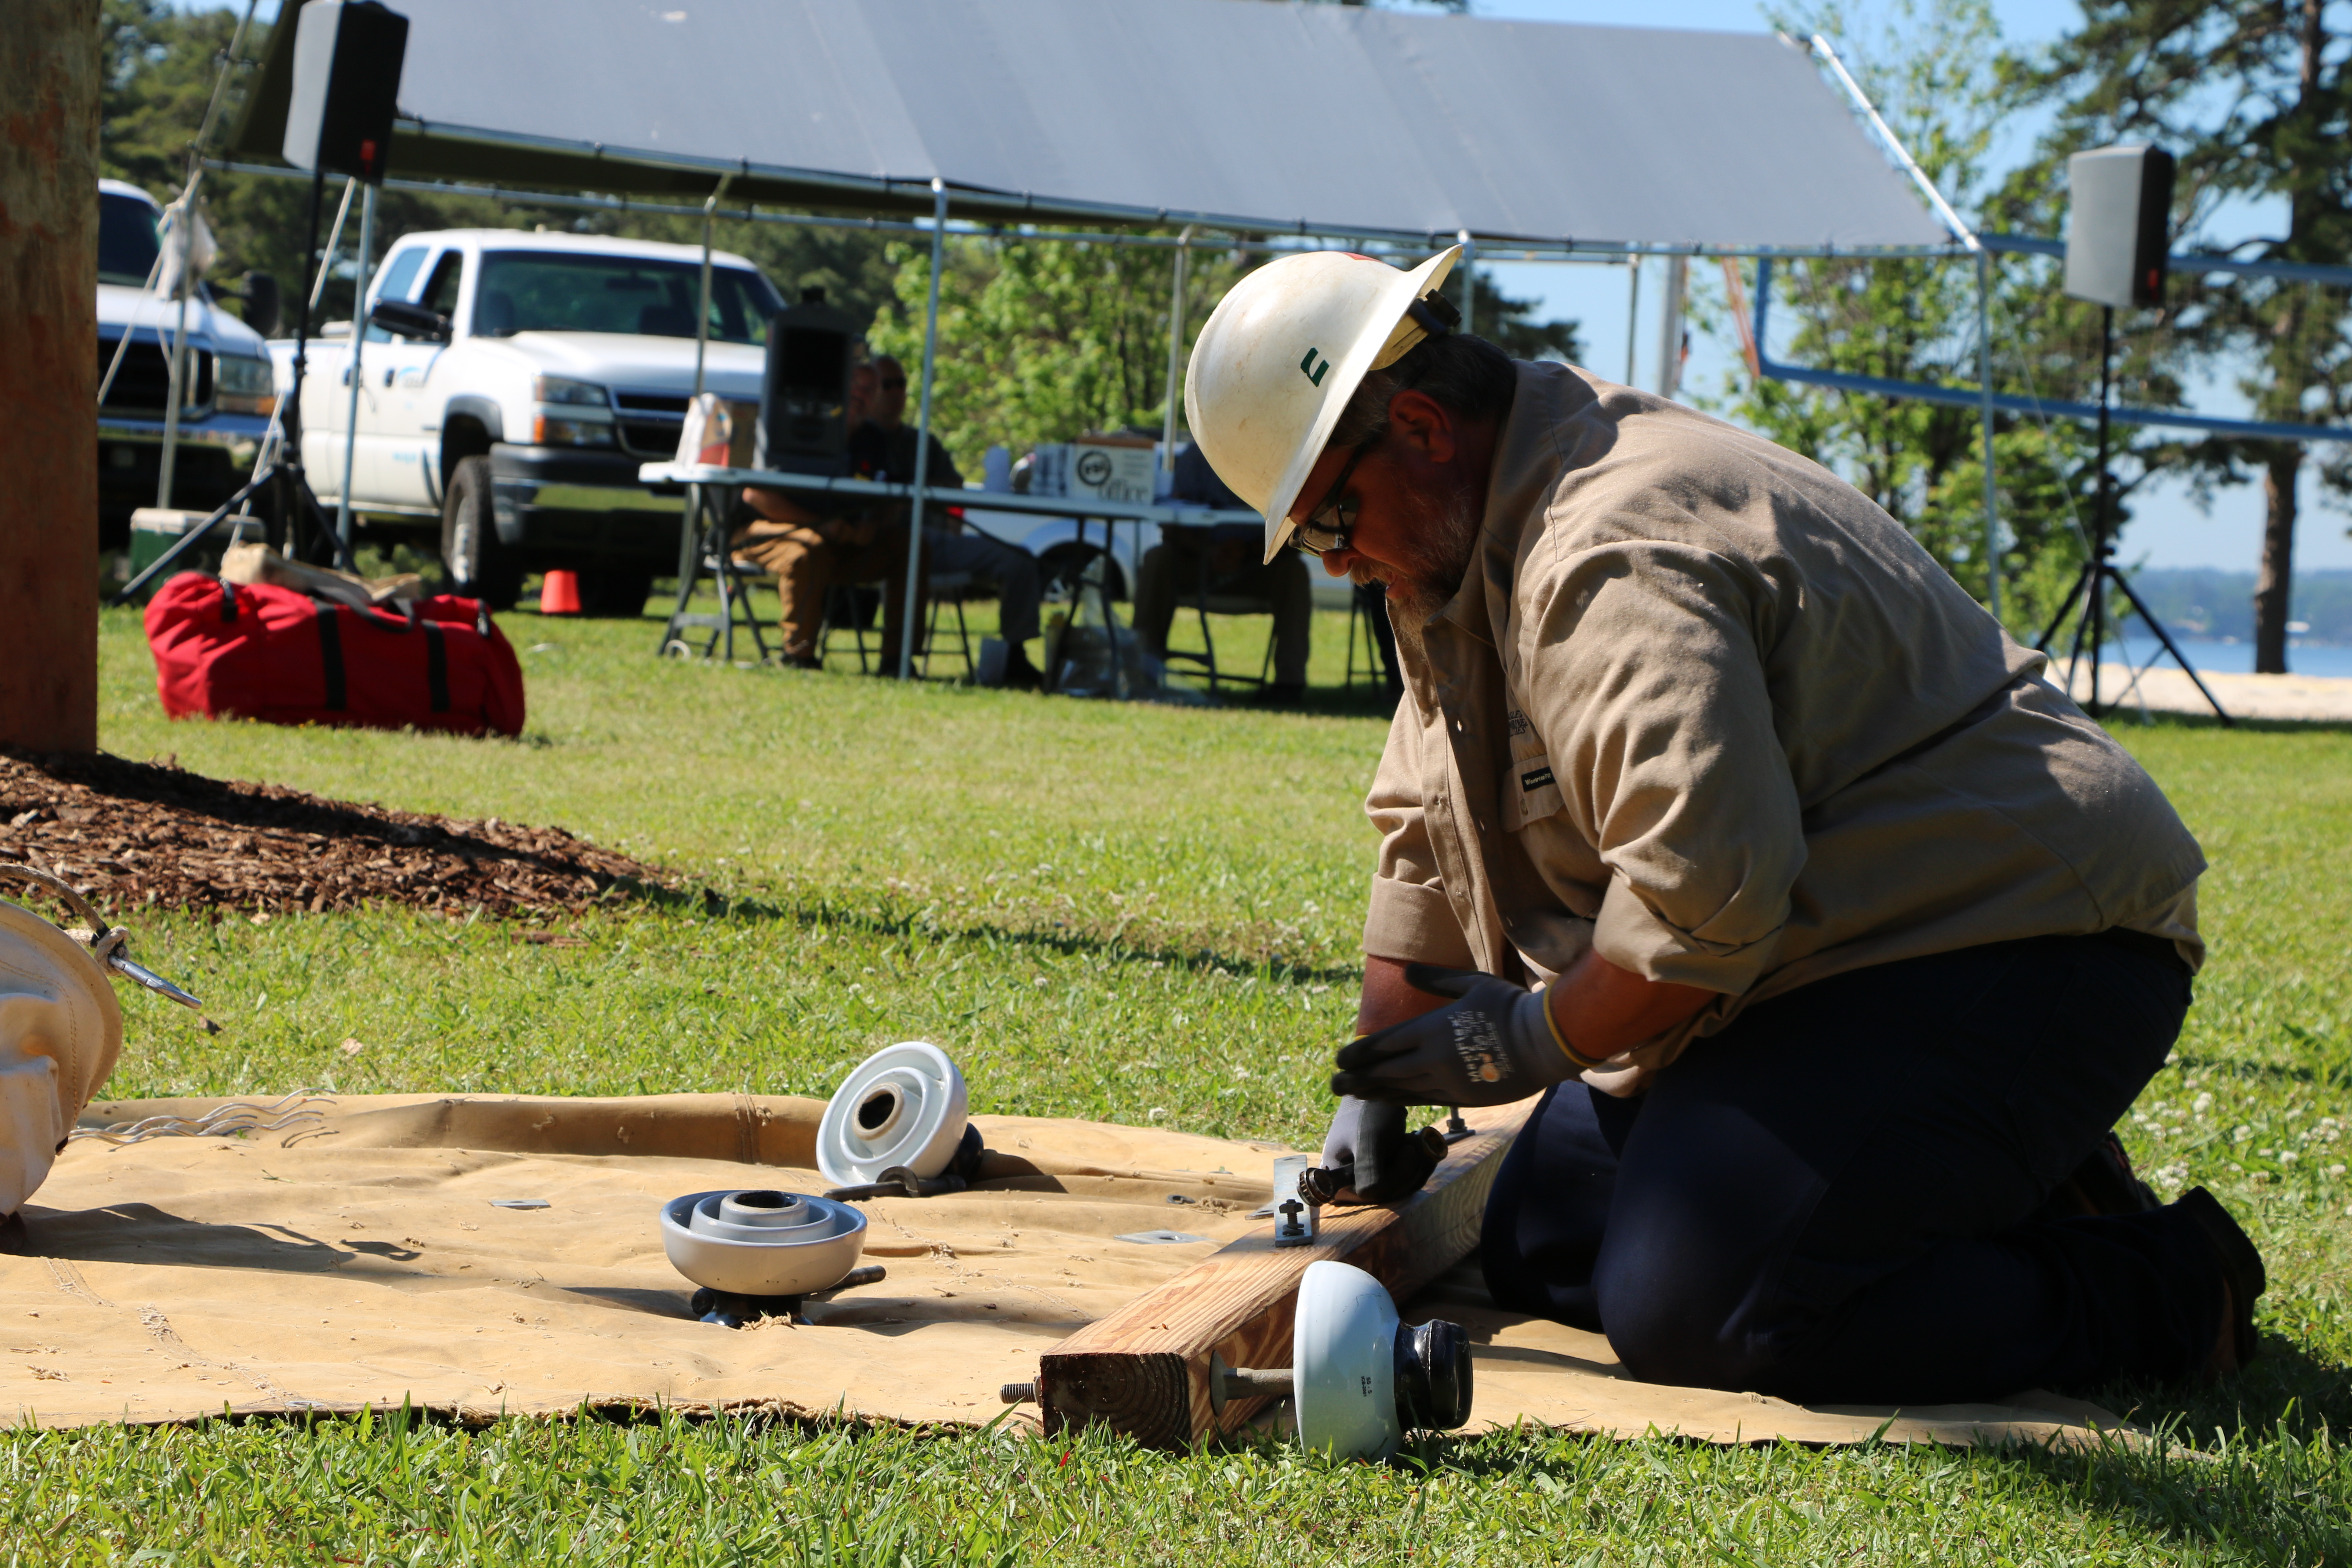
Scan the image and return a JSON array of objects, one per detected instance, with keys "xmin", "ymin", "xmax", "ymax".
[
  {"xmin": 216, "ymin": 354, "xmax": 276, "ymax": 417},
  {"xmin": 534, "ymin": 374, "xmax": 609, "ymax": 407},
  {"xmin": 533, "ymin": 415, "xmax": 616, "ymax": 448}
]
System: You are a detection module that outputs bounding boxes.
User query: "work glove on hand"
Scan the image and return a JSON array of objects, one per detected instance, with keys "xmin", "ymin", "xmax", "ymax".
[
  {"xmin": 1318, "ymin": 1095, "xmax": 1444, "ymax": 1205},
  {"xmin": 1331, "ymin": 964, "xmax": 1584, "ymax": 1108}
]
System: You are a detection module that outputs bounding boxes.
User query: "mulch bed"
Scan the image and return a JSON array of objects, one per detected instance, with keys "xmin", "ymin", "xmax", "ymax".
[{"xmin": 0, "ymin": 750, "xmax": 677, "ymax": 920}]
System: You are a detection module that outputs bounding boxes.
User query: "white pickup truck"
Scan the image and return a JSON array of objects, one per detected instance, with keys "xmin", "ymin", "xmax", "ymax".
[{"xmin": 288, "ymin": 229, "xmax": 783, "ymax": 612}]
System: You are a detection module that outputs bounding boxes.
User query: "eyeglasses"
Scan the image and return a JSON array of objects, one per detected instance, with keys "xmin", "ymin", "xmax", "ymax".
[
  {"xmin": 1287, "ymin": 441, "xmax": 1374, "ymax": 555},
  {"xmin": 880, "ymin": 376, "xmax": 908, "ymax": 391}
]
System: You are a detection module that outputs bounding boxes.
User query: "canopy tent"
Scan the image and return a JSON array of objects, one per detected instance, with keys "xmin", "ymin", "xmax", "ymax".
[{"xmin": 232, "ymin": 0, "xmax": 1955, "ymax": 253}]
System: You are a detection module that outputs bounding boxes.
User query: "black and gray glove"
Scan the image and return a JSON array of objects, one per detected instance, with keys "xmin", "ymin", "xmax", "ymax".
[
  {"xmin": 1331, "ymin": 964, "xmax": 1584, "ymax": 1107},
  {"xmin": 1316, "ymin": 1095, "xmax": 1445, "ymax": 1205}
]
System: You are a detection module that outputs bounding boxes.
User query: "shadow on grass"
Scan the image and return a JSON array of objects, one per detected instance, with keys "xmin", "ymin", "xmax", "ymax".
[{"xmin": 635, "ymin": 881, "xmax": 1367, "ymax": 989}]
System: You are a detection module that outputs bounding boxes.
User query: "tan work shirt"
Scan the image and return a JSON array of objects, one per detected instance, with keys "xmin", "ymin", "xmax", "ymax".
[{"xmin": 1364, "ymin": 362, "xmax": 2204, "ymax": 1091}]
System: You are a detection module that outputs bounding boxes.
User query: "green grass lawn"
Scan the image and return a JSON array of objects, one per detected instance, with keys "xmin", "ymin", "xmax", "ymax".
[{"xmin": 4, "ymin": 603, "xmax": 2348, "ymax": 1564}]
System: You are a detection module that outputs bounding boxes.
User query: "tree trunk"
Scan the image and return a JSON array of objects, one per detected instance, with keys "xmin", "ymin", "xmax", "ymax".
[
  {"xmin": 2254, "ymin": 446, "xmax": 2298, "ymax": 675},
  {"xmin": 0, "ymin": 0, "xmax": 102, "ymax": 753}
]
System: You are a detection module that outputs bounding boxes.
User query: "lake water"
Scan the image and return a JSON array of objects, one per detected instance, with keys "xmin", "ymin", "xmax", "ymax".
[{"xmin": 2084, "ymin": 635, "xmax": 2352, "ymax": 680}]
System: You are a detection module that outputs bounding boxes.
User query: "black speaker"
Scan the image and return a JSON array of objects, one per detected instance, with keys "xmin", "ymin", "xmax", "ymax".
[
  {"xmin": 757, "ymin": 289, "xmax": 860, "ymax": 468},
  {"xmin": 2065, "ymin": 145, "xmax": 2174, "ymax": 310},
  {"xmin": 281, "ymin": 1, "xmax": 409, "ymax": 185}
]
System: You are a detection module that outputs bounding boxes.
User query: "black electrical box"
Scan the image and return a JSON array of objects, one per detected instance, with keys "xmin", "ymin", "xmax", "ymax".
[
  {"xmin": 281, "ymin": 1, "xmax": 409, "ymax": 186},
  {"xmin": 757, "ymin": 288, "xmax": 860, "ymax": 468}
]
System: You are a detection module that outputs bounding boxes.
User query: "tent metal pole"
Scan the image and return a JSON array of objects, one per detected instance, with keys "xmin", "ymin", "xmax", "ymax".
[
  {"xmin": 898, "ymin": 178, "xmax": 948, "ymax": 681},
  {"xmin": 334, "ymin": 179, "xmax": 376, "ymax": 568},
  {"xmin": 1456, "ymin": 229, "xmax": 1474, "ymax": 335},
  {"xmin": 1161, "ymin": 225, "xmax": 1194, "ymax": 470},
  {"xmin": 1809, "ymin": 33, "xmax": 1981, "ymax": 258},
  {"xmin": 1978, "ymin": 249, "xmax": 1999, "ymax": 620},
  {"xmin": 1624, "ymin": 258, "xmax": 1641, "ymax": 385},
  {"xmin": 155, "ymin": 177, "xmax": 202, "ymax": 511},
  {"xmin": 692, "ymin": 173, "xmax": 732, "ymax": 401},
  {"xmin": 1657, "ymin": 254, "xmax": 1687, "ymax": 397}
]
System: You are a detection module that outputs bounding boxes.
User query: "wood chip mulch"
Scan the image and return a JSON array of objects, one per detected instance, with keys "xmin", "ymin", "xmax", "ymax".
[{"xmin": 0, "ymin": 750, "xmax": 679, "ymax": 920}]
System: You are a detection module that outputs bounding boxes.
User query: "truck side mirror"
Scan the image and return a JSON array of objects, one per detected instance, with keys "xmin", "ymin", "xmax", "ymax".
[
  {"xmin": 369, "ymin": 298, "xmax": 453, "ymax": 343},
  {"xmin": 240, "ymin": 271, "xmax": 281, "ymax": 337}
]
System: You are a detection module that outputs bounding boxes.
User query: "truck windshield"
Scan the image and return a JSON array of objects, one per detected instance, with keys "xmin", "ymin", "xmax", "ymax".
[
  {"xmin": 99, "ymin": 191, "xmax": 162, "ymax": 288},
  {"xmin": 472, "ymin": 251, "xmax": 783, "ymax": 342}
]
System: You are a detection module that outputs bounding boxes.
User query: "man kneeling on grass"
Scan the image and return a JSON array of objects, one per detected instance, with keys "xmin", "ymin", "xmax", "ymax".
[{"xmin": 1184, "ymin": 247, "xmax": 2263, "ymax": 1403}]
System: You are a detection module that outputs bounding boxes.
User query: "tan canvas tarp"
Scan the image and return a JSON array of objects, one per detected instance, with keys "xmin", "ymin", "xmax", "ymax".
[{"xmin": 0, "ymin": 1094, "xmax": 2133, "ymax": 1447}]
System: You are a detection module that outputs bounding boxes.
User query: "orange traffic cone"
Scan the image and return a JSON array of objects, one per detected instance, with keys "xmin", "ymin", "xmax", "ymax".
[{"xmin": 539, "ymin": 570, "xmax": 583, "ymax": 616}]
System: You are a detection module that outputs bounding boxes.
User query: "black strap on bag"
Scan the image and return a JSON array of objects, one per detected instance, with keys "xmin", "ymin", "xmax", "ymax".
[
  {"xmin": 422, "ymin": 619, "xmax": 450, "ymax": 713},
  {"xmin": 314, "ymin": 600, "xmax": 347, "ymax": 710},
  {"xmin": 218, "ymin": 579, "xmax": 238, "ymax": 622}
]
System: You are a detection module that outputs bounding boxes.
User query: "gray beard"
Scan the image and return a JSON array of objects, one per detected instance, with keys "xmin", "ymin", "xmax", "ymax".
[{"xmin": 1354, "ymin": 480, "xmax": 1482, "ymax": 647}]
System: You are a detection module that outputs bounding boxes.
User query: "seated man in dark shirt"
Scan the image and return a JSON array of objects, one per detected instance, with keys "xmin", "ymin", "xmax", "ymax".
[
  {"xmin": 734, "ymin": 361, "xmax": 918, "ymax": 670},
  {"xmin": 860, "ymin": 357, "xmax": 1045, "ymax": 689},
  {"xmin": 1136, "ymin": 441, "xmax": 1312, "ymax": 702}
]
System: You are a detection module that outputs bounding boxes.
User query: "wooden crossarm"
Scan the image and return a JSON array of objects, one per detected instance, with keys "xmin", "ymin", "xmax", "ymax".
[{"xmin": 1035, "ymin": 1095, "xmax": 1540, "ymax": 1449}]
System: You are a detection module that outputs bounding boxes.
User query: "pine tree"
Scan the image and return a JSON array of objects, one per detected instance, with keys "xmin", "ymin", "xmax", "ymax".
[{"xmin": 2014, "ymin": 0, "xmax": 2352, "ymax": 673}]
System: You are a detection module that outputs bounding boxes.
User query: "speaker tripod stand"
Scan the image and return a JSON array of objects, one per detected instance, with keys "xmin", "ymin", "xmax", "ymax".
[
  {"xmin": 2034, "ymin": 305, "xmax": 2233, "ymax": 727},
  {"xmin": 109, "ymin": 169, "xmax": 352, "ymax": 608}
]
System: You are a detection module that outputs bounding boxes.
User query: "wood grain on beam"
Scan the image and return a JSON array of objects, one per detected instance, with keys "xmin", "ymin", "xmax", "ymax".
[{"xmin": 1036, "ymin": 1096, "xmax": 1539, "ymax": 1449}]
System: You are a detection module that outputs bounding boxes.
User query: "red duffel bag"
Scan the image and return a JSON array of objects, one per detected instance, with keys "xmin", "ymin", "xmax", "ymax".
[{"xmin": 145, "ymin": 573, "xmax": 526, "ymax": 737}]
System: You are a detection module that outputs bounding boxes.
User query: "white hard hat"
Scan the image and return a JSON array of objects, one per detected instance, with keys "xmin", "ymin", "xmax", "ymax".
[
  {"xmin": 0, "ymin": 900, "xmax": 122, "ymax": 1217},
  {"xmin": 1185, "ymin": 246, "xmax": 1461, "ymax": 563}
]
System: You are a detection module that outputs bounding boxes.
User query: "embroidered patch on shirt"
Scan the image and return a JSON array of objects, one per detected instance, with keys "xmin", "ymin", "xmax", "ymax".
[{"xmin": 1501, "ymin": 751, "xmax": 1565, "ymax": 832}]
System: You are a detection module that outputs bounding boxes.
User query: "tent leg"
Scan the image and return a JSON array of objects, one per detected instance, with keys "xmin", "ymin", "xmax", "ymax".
[
  {"xmin": 334, "ymin": 179, "xmax": 376, "ymax": 569},
  {"xmin": 1624, "ymin": 258, "xmax": 1641, "ymax": 386},
  {"xmin": 1977, "ymin": 249, "xmax": 2000, "ymax": 621},
  {"xmin": 1161, "ymin": 226, "xmax": 1194, "ymax": 470},
  {"xmin": 693, "ymin": 173, "xmax": 731, "ymax": 401},
  {"xmin": 1455, "ymin": 229, "xmax": 1474, "ymax": 336},
  {"xmin": 898, "ymin": 178, "xmax": 948, "ymax": 681}
]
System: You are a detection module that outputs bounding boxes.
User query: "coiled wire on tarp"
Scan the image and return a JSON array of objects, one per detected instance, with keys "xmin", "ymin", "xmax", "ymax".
[{"xmin": 69, "ymin": 1089, "xmax": 332, "ymax": 1146}]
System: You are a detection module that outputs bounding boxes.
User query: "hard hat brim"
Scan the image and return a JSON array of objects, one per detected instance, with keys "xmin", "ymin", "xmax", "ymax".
[{"xmin": 1260, "ymin": 245, "xmax": 1461, "ymax": 564}]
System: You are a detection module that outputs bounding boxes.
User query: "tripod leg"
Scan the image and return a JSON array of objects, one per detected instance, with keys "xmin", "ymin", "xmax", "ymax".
[
  {"xmin": 2034, "ymin": 558, "xmax": 2094, "ymax": 655},
  {"xmin": 109, "ymin": 466, "xmax": 279, "ymax": 606},
  {"xmin": 2063, "ymin": 572, "xmax": 2095, "ymax": 713},
  {"xmin": 2110, "ymin": 568, "xmax": 2234, "ymax": 727}
]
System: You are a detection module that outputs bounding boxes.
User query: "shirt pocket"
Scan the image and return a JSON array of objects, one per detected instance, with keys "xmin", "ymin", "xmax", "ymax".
[{"xmin": 1500, "ymin": 751, "xmax": 1566, "ymax": 832}]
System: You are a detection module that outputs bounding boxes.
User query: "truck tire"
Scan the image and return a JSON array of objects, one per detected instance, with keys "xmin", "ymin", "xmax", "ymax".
[
  {"xmin": 440, "ymin": 455, "xmax": 523, "ymax": 610},
  {"xmin": 576, "ymin": 564, "xmax": 655, "ymax": 618}
]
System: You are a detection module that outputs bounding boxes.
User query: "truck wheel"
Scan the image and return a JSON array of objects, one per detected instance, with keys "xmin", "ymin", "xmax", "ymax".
[
  {"xmin": 576, "ymin": 564, "xmax": 655, "ymax": 618},
  {"xmin": 440, "ymin": 455, "xmax": 523, "ymax": 610}
]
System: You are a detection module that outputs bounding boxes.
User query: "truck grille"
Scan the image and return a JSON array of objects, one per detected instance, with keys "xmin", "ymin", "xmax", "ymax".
[
  {"xmin": 98, "ymin": 337, "xmax": 211, "ymax": 414},
  {"xmin": 612, "ymin": 391, "xmax": 690, "ymax": 458}
]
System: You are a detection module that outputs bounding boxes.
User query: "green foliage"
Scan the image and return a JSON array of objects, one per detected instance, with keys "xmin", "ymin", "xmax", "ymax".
[
  {"xmin": 1442, "ymin": 266, "xmax": 1585, "ymax": 366},
  {"xmin": 1704, "ymin": 0, "xmax": 2157, "ymax": 639},
  {"xmin": 2006, "ymin": 0, "xmax": 2352, "ymax": 670},
  {"xmin": 867, "ymin": 238, "xmax": 1583, "ymax": 481},
  {"xmin": 869, "ymin": 234, "xmax": 1243, "ymax": 478}
]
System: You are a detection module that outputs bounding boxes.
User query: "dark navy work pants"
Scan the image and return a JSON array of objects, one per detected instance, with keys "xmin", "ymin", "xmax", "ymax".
[{"xmin": 1480, "ymin": 934, "xmax": 2218, "ymax": 1404}]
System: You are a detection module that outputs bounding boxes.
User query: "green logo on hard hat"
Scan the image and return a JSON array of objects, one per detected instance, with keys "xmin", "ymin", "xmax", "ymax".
[{"xmin": 1299, "ymin": 348, "xmax": 1331, "ymax": 387}]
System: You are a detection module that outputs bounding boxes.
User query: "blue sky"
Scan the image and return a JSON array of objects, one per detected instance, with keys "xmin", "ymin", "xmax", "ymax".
[{"xmin": 176, "ymin": 0, "xmax": 2347, "ymax": 571}]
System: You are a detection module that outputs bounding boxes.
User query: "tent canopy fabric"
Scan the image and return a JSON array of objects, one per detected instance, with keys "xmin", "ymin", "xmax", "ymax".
[{"xmin": 234, "ymin": 0, "xmax": 1955, "ymax": 252}]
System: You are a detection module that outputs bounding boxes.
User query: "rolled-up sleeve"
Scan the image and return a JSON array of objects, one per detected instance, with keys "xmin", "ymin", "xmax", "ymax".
[
  {"xmin": 1362, "ymin": 697, "xmax": 1477, "ymax": 967},
  {"xmin": 1529, "ymin": 540, "xmax": 1804, "ymax": 994}
]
